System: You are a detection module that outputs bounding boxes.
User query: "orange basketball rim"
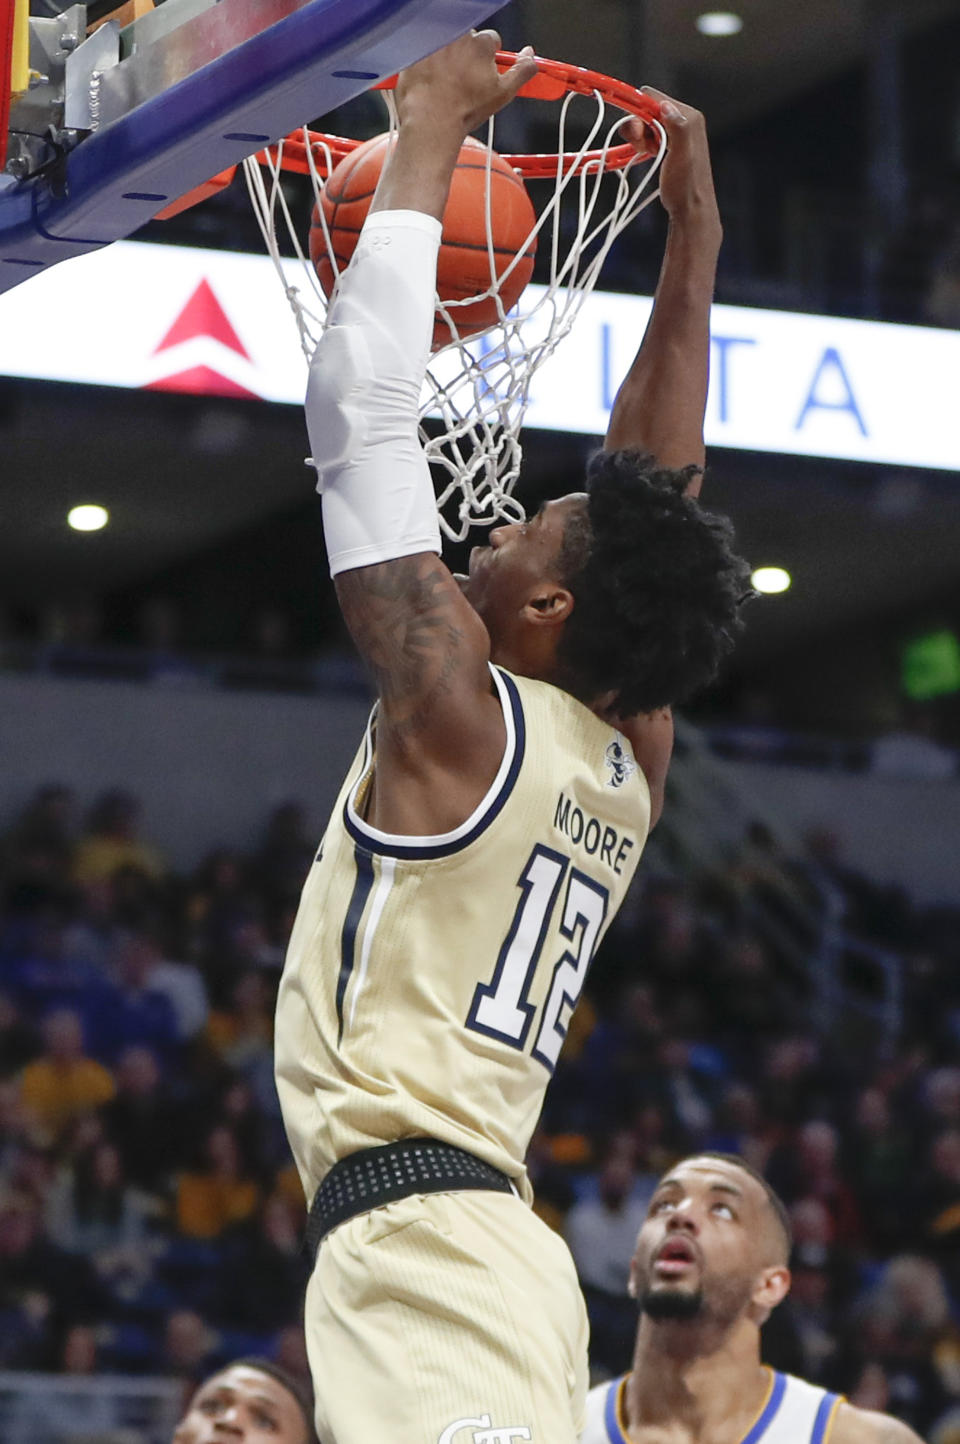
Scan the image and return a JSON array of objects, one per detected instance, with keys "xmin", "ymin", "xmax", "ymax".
[{"xmin": 261, "ymin": 51, "xmax": 663, "ymax": 182}]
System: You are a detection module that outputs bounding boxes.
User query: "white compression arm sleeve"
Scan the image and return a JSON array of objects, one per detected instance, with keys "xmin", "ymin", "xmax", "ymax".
[{"xmin": 305, "ymin": 209, "xmax": 443, "ymax": 577}]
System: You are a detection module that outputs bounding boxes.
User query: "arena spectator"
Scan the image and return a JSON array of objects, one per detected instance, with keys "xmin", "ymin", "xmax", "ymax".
[
  {"xmin": 0, "ymin": 1076, "xmax": 33, "ymax": 1181},
  {"xmin": 100, "ymin": 1045, "xmax": 185, "ymax": 1196},
  {"xmin": 3, "ymin": 1138, "xmax": 57, "ymax": 1217},
  {"xmin": 578, "ymin": 983, "xmax": 668, "ymax": 1131},
  {"xmin": 0, "ymin": 783, "xmax": 76, "ymax": 889},
  {"xmin": 5, "ymin": 907, "xmax": 114, "ymax": 1040},
  {"xmin": 45, "ymin": 1140, "xmax": 150, "ymax": 1271},
  {"xmin": 846, "ymin": 1085, "xmax": 913, "ymax": 1253},
  {"xmin": 710, "ymin": 929, "xmax": 798, "ymax": 1042},
  {"xmin": 760, "ymin": 1036, "xmax": 830, "ymax": 1130},
  {"xmin": 186, "ymin": 851, "xmax": 280, "ymax": 1004},
  {"xmin": 788, "ymin": 1196, "xmax": 840, "ymax": 1264},
  {"xmin": 702, "ymin": 1081, "xmax": 772, "ymax": 1171},
  {"xmin": 229, "ymin": 913, "xmax": 286, "ymax": 974},
  {"xmin": 62, "ymin": 876, "xmax": 124, "ymax": 973},
  {"xmin": 176, "ymin": 1125, "xmax": 260, "ymax": 1240},
  {"xmin": 566, "ymin": 1156, "xmax": 656, "ymax": 1374},
  {"xmin": 112, "ymin": 860, "xmax": 165, "ymax": 931},
  {"xmin": 786, "ymin": 1248, "xmax": 839, "ymax": 1382},
  {"xmin": 0, "ymin": 989, "xmax": 40, "ymax": 1077},
  {"xmin": 629, "ymin": 1102, "xmax": 676, "ymax": 1179},
  {"xmin": 150, "ymin": 945, "xmax": 210, "ymax": 1044},
  {"xmin": 61, "ymin": 1321, "xmax": 100, "ymax": 1373},
  {"xmin": 185, "ymin": 849, "xmax": 250, "ymax": 956},
  {"xmin": 255, "ymin": 802, "xmax": 315, "ymax": 908},
  {"xmin": 926, "ymin": 1068, "xmax": 960, "ymax": 1130},
  {"xmin": 216, "ymin": 1076, "xmax": 282, "ymax": 1181},
  {"xmin": 90, "ymin": 930, "xmax": 181, "ymax": 1065},
  {"xmin": 850, "ymin": 1255, "xmax": 956, "ymax": 1434},
  {"xmin": 272, "ymin": 1327, "xmax": 312, "ymax": 1389},
  {"xmin": 72, "ymin": 788, "xmax": 166, "ymax": 887},
  {"xmin": 19, "ymin": 1008, "xmax": 115, "ymax": 1140},
  {"xmin": 773, "ymin": 1120, "xmax": 863, "ymax": 1246},
  {"xmin": 162, "ymin": 1308, "xmax": 218, "ymax": 1397},
  {"xmin": 220, "ymin": 1194, "xmax": 308, "ymax": 1335},
  {"xmin": 652, "ymin": 1035, "xmax": 716, "ymax": 1144},
  {"xmin": 0, "ymin": 1194, "xmax": 103, "ymax": 1362},
  {"xmin": 526, "ymin": 1128, "xmax": 578, "ymax": 1232},
  {"xmin": 919, "ymin": 1129, "xmax": 960, "ymax": 1289},
  {"xmin": 205, "ymin": 973, "xmax": 282, "ymax": 1129},
  {"xmin": 205, "ymin": 970, "xmax": 273, "ymax": 1073}
]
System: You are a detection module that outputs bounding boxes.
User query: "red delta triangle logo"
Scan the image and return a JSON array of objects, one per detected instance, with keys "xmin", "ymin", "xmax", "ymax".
[{"xmin": 145, "ymin": 278, "xmax": 261, "ymax": 399}]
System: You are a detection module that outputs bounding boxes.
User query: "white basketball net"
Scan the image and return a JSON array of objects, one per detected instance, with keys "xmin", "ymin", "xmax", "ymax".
[{"xmin": 243, "ymin": 84, "xmax": 666, "ymax": 540}]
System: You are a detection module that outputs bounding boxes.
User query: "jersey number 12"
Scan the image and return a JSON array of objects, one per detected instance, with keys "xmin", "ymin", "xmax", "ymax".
[{"xmin": 465, "ymin": 844, "xmax": 609, "ymax": 1071}]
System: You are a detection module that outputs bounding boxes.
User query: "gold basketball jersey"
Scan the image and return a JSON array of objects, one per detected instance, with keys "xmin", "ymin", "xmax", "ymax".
[{"xmin": 275, "ymin": 665, "xmax": 650, "ymax": 1203}]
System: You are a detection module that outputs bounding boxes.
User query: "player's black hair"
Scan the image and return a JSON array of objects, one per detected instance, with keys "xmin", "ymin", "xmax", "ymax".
[
  {"xmin": 194, "ymin": 1357, "xmax": 316, "ymax": 1443},
  {"xmin": 555, "ymin": 450, "xmax": 752, "ymax": 716},
  {"xmin": 673, "ymin": 1151, "xmax": 793, "ymax": 1262}
]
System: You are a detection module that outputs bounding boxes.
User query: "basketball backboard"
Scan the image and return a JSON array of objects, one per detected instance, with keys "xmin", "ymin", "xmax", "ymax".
[{"xmin": 0, "ymin": 0, "xmax": 509, "ymax": 293}]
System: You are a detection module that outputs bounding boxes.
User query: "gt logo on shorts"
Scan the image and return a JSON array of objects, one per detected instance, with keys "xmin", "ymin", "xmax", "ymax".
[{"xmin": 438, "ymin": 1417, "xmax": 532, "ymax": 1444}]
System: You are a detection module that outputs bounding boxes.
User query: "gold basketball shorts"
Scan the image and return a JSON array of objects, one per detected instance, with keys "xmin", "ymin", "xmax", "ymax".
[{"xmin": 304, "ymin": 1188, "xmax": 589, "ymax": 1444}]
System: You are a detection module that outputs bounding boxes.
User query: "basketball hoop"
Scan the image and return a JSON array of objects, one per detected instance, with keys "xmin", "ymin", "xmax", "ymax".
[{"xmin": 243, "ymin": 53, "xmax": 666, "ymax": 540}]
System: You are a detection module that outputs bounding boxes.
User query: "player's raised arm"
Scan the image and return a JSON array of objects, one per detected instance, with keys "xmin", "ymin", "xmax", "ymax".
[
  {"xmin": 599, "ymin": 96, "xmax": 722, "ymax": 821},
  {"xmin": 305, "ymin": 35, "xmax": 536, "ymax": 823},
  {"xmin": 603, "ymin": 92, "xmax": 722, "ymax": 493}
]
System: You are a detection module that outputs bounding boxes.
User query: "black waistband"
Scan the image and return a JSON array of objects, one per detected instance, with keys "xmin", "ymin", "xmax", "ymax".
[{"xmin": 304, "ymin": 1138, "xmax": 514, "ymax": 1260}]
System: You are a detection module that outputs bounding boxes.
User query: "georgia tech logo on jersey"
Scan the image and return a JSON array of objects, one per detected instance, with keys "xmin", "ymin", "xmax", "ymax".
[
  {"xmin": 605, "ymin": 733, "xmax": 636, "ymax": 789},
  {"xmin": 438, "ymin": 1416, "xmax": 532, "ymax": 1444}
]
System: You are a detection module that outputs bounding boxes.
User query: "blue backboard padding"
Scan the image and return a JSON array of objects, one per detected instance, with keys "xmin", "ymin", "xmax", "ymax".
[{"xmin": 0, "ymin": 0, "xmax": 507, "ymax": 292}]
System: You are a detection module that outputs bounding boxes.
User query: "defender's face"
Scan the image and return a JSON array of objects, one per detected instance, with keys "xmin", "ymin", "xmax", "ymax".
[
  {"xmin": 630, "ymin": 1159, "xmax": 777, "ymax": 1326},
  {"xmin": 460, "ymin": 493, "xmax": 587, "ymax": 641},
  {"xmin": 173, "ymin": 1366, "xmax": 307, "ymax": 1444}
]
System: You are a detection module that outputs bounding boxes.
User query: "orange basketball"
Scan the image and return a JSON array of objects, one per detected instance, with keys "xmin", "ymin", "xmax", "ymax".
[{"xmin": 310, "ymin": 133, "xmax": 537, "ymax": 350}]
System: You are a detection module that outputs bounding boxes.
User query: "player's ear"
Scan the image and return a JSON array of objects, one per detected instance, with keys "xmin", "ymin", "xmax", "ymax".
[
  {"xmin": 751, "ymin": 1265, "xmax": 790, "ymax": 1320},
  {"xmin": 523, "ymin": 585, "xmax": 573, "ymax": 626}
]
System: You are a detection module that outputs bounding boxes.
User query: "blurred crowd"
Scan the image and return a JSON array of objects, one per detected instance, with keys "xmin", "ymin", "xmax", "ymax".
[
  {"xmin": 1, "ymin": 782, "xmax": 959, "ymax": 1440},
  {"xmin": 0, "ymin": 786, "xmax": 312, "ymax": 1413}
]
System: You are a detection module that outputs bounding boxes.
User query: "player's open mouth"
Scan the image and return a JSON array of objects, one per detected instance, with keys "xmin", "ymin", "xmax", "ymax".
[{"xmin": 653, "ymin": 1238, "xmax": 699, "ymax": 1275}]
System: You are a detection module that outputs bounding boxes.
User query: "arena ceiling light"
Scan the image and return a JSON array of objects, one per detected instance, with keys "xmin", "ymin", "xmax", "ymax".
[
  {"xmin": 751, "ymin": 566, "xmax": 791, "ymax": 595},
  {"xmin": 696, "ymin": 12, "xmax": 744, "ymax": 37},
  {"xmin": 67, "ymin": 504, "xmax": 109, "ymax": 532}
]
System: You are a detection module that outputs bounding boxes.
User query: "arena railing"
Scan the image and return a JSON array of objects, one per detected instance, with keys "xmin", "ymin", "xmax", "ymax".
[
  {"xmin": 0, "ymin": 1371, "xmax": 183, "ymax": 1444},
  {"xmin": 646, "ymin": 717, "xmax": 906, "ymax": 1045}
]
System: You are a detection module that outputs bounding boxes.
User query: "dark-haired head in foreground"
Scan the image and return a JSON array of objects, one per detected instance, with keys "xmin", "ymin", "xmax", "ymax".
[
  {"xmin": 462, "ymin": 450, "xmax": 751, "ymax": 717},
  {"xmin": 173, "ymin": 1358, "xmax": 315, "ymax": 1444}
]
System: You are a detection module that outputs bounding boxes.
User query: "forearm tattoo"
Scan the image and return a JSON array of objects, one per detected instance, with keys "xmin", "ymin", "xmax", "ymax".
[{"xmin": 336, "ymin": 558, "xmax": 467, "ymax": 736}]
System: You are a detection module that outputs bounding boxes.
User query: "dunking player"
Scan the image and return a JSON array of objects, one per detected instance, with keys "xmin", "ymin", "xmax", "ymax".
[
  {"xmin": 582, "ymin": 1155, "xmax": 924, "ymax": 1444},
  {"xmin": 274, "ymin": 30, "xmax": 748, "ymax": 1444},
  {"xmin": 172, "ymin": 1359, "xmax": 315, "ymax": 1444}
]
